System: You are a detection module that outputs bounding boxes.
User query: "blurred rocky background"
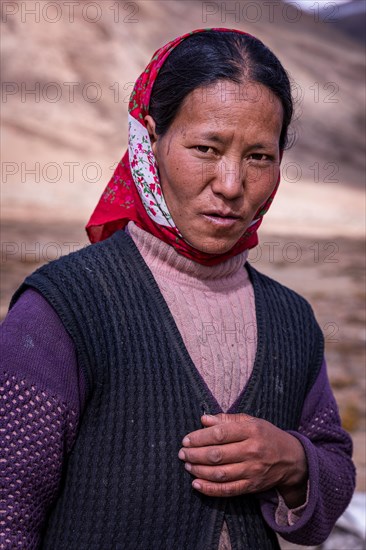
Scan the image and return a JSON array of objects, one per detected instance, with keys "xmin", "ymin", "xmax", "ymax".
[{"xmin": 1, "ymin": 1, "xmax": 365, "ymax": 547}]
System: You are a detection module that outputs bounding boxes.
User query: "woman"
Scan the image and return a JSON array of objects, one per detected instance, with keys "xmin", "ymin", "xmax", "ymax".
[{"xmin": 1, "ymin": 28, "xmax": 355, "ymax": 549}]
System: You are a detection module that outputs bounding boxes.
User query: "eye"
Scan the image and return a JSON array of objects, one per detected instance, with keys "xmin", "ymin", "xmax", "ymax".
[
  {"xmin": 248, "ymin": 153, "xmax": 271, "ymax": 161},
  {"xmin": 195, "ymin": 145, "xmax": 214, "ymax": 154}
]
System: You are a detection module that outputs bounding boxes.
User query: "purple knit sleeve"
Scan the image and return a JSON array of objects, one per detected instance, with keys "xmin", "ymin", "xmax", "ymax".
[
  {"xmin": 1, "ymin": 289, "xmax": 86, "ymax": 549},
  {"xmin": 260, "ymin": 358, "xmax": 356, "ymax": 545}
]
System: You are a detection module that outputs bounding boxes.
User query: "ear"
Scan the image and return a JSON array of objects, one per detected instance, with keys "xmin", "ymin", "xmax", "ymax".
[{"xmin": 144, "ymin": 115, "xmax": 159, "ymax": 156}]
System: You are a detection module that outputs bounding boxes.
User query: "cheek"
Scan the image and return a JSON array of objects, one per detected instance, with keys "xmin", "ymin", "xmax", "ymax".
[
  {"xmin": 245, "ymin": 164, "xmax": 279, "ymax": 202},
  {"xmin": 163, "ymin": 158, "xmax": 205, "ymax": 199}
]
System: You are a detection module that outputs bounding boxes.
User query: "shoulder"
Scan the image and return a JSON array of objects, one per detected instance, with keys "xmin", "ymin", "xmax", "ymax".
[
  {"xmin": 246, "ymin": 262, "xmax": 324, "ymax": 388},
  {"xmin": 246, "ymin": 261, "xmax": 316, "ymax": 317},
  {"xmin": 8, "ymin": 231, "xmax": 136, "ymax": 397},
  {"xmin": 246, "ymin": 261, "xmax": 324, "ymax": 353},
  {"xmin": 35, "ymin": 229, "xmax": 130, "ymax": 273},
  {"xmin": 9, "ymin": 230, "xmax": 135, "ymax": 309}
]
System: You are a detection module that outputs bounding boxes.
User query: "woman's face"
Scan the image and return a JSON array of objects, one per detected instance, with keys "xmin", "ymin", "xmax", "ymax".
[{"xmin": 145, "ymin": 81, "xmax": 283, "ymax": 255}]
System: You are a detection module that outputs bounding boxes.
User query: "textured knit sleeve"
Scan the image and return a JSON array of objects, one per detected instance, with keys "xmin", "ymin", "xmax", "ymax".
[
  {"xmin": 1, "ymin": 289, "xmax": 86, "ymax": 549},
  {"xmin": 260, "ymin": 358, "xmax": 356, "ymax": 545}
]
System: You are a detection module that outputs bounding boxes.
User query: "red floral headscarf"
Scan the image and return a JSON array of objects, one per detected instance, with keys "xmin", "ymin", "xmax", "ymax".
[{"xmin": 86, "ymin": 27, "xmax": 281, "ymax": 266}]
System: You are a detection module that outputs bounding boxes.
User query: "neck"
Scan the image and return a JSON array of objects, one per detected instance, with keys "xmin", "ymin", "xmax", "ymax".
[{"xmin": 126, "ymin": 221, "xmax": 250, "ymax": 286}]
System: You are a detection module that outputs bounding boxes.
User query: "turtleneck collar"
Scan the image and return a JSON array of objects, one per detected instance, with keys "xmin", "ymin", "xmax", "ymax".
[{"xmin": 126, "ymin": 221, "xmax": 250, "ymax": 288}]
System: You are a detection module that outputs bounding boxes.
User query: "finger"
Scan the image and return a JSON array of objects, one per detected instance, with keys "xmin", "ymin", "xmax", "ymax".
[
  {"xmin": 179, "ymin": 440, "xmax": 248, "ymax": 465},
  {"xmin": 191, "ymin": 478, "xmax": 252, "ymax": 498},
  {"xmin": 184, "ymin": 461, "xmax": 248, "ymax": 483},
  {"xmin": 200, "ymin": 414, "xmax": 222, "ymax": 426},
  {"xmin": 182, "ymin": 419, "xmax": 254, "ymax": 448},
  {"xmin": 201, "ymin": 413, "xmax": 256, "ymax": 427}
]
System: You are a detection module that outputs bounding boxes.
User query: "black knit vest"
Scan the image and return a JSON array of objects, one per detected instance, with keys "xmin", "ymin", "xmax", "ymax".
[{"xmin": 11, "ymin": 230, "xmax": 324, "ymax": 550}]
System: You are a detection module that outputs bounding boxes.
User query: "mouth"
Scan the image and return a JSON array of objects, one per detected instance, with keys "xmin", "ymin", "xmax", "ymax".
[
  {"xmin": 203, "ymin": 210, "xmax": 241, "ymax": 219},
  {"xmin": 201, "ymin": 212, "xmax": 242, "ymax": 227}
]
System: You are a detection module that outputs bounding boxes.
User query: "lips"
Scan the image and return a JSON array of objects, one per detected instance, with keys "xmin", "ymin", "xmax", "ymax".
[
  {"xmin": 203, "ymin": 211, "xmax": 241, "ymax": 219},
  {"xmin": 201, "ymin": 211, "xmax": 242, "ymax": 227}
]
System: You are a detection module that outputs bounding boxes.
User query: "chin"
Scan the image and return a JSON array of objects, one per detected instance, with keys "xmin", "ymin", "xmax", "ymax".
[{"xmin": 188, "ymin": 237, "xmax": 237, "ymax": 255}]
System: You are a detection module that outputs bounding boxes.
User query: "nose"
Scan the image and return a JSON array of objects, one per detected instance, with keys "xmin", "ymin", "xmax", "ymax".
[{"xmin": 210, "ymin": 157, "xmax": 244, "ymax": 200}]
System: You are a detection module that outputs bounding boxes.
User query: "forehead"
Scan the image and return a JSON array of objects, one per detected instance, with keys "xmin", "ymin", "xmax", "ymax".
[{"xmin": 173, "ymin": 81, "xmax": 283, "ymax": 139}]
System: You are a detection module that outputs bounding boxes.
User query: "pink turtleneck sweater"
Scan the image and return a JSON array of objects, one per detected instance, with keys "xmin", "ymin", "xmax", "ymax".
[{"xmin": 127, "ymin": 221, "xmax": 256, "ymax": 412}]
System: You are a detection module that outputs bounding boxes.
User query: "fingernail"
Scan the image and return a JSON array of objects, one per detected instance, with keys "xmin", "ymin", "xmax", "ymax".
[
  {"xmin": 182, "ymin": 436, "xmax": 190, "ymax": 446},
  {"xmin": 192, "ymin": 481, "xmax": 201, "ymax": 490},
  {"xmin": 185, "ymin": 463, "xmax": 191, "ymax": 472},
  {"xmin": 178, "ymin": 449, "xmax": 185, "ymax": 460}
]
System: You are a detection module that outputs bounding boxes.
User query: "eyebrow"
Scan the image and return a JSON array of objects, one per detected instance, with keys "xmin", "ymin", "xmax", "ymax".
[
  {"xmin": 248, "ymin": 142, "xmax": 276, "ymax": 150},
  {"xmin": 198, "ymin": 133, "xmax": 276, "ymax": 150},
  {"xmin": 198, "ymin": 132, "xmax": 226, "ymax": 144}
]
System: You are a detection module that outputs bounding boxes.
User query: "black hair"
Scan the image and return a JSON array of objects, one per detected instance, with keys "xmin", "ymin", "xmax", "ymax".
[{"xmin": 149, "ymin": 31, "xmax": 294, "ymax": 150}]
